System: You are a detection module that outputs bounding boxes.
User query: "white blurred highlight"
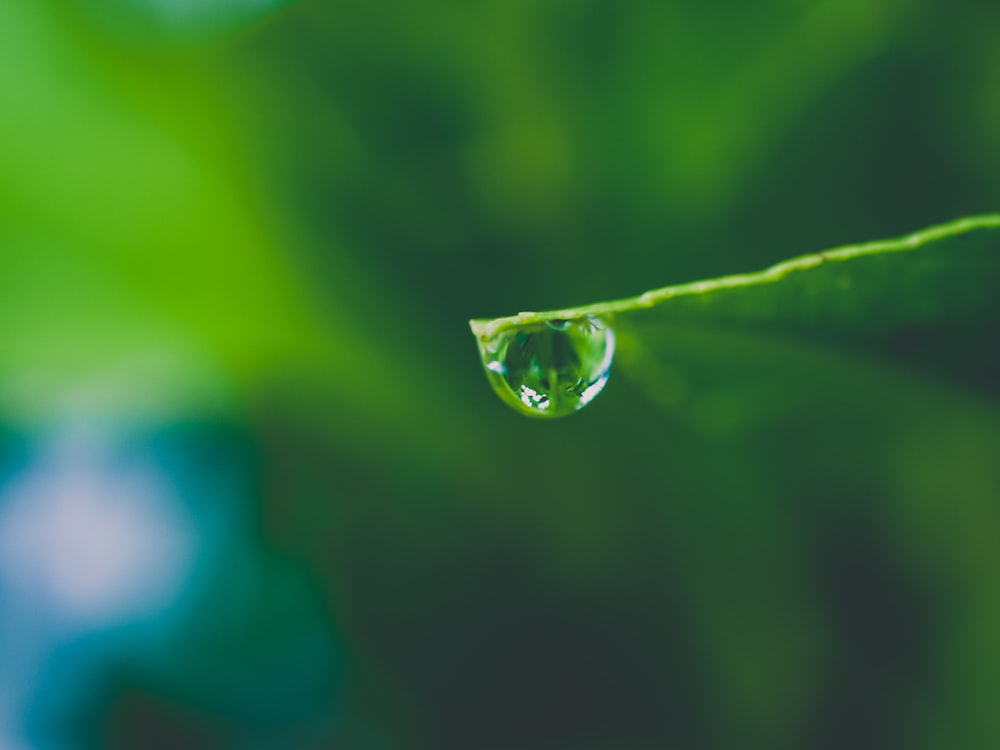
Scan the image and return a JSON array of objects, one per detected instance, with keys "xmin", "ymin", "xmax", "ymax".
[{"xmin": 0, "ymin": 424, "xmax": 196, "ymax": 626}]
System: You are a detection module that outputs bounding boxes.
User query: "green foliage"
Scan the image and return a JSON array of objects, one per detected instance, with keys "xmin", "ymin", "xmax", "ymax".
[
  {"xmin": 467, "ymin": 215, "xmax": 1000, "ymax": 747},
  {"xmin": 472, "ymin": 215, "xmax": 1000, "ymax": 413},
  {"xmin": 3, "ymin": 0, "xmax": 1000, "ymax": 748}
]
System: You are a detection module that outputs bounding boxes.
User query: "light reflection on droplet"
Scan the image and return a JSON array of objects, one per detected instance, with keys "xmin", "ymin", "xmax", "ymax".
[{"xmin": 476, "ymin": 315, "xmax": 615, "ymax": 418}]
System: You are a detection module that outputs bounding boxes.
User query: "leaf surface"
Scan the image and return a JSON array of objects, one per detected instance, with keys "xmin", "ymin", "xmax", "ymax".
[{"xmin": 471, "ymin": 215, "xmax": 1000, "ymax": 406}]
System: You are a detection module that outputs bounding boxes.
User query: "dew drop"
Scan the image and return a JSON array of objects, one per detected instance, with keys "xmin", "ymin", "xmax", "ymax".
[{"xmin": 476, "ymin": 315, "xmax": 615, "ymax": 418}]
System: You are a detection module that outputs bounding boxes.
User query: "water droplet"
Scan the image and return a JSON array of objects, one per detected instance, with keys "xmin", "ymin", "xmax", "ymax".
[{"xmin": 476, "ymin": 315, "xmax": 615, "ymax": 418}]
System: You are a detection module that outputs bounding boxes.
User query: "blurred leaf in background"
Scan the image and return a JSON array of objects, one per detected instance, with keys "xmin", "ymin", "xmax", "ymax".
[{"xmin": 0, "ymin": 0, "xmax": 999, "ymax": 748}]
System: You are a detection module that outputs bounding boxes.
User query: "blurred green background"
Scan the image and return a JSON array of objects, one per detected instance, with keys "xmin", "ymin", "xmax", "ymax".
[{"xmin": 1, "ymin": 0, "xmax": 999, "ymax": 748}]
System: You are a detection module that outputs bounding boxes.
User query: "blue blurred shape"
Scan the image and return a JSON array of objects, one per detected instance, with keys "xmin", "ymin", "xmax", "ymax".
[{"xmin": 0, "ymin": 418, "xmax": 340, "ymax": 748}]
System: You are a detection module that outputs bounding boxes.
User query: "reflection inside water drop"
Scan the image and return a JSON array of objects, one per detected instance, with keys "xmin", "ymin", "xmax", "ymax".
[{"xmin": 476, "ymin": 316, "xmax": 615, "ymax": 418}]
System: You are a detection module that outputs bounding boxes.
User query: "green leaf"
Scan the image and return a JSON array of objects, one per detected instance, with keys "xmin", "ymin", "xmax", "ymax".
[{"xmin": 471, "ymin": 214, "xmax": 1000, "ymax": 417}]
